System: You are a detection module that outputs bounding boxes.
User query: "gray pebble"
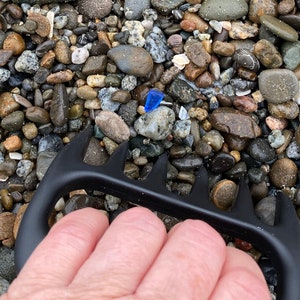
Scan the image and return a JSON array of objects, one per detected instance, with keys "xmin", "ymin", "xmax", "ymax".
[
  {"xmin": 233, "ymin": 48, "xmax": 260, "ymax": 72},
  {"xmin": 36, "ymin": 151, "xmax": 57, "ymax": 181},
  {"xmin": 118, "ymin": 100, "xmax": 138, "ymax": 126},
  {"xmin": 286, "ymin": 141, "xmax": 300, "ymax": 159},
  {"xmin": 134, "ymin": 106, "xmax": 175, "ymax": 140},
  {"xmin": 0, "ymin": 277, "xmax": 9, "ymax": 295},
  {"xmin": 172, "ymin": 120, "xmax": 191, "ymax": 139},
  {"xmin": 171, "ymin": 154, "xmax": 203, "ymax": 171},
  {"xmin": 1, "ymin": 111, "xmax": 24, "ymax": 131},
  {"xmin": 98, "ymin": 87, "xmax": 120, "ymax": 111},
  {"xmin": 14, "ymin": 50, "xmax": 39, "ymax": 74},
  {"xmin": 124, "ymin": 0, "xmax": 151, "ymax": 20},
  {"xmin": 38, "ymin": 134, "xmax": 64, "ymax": 153},
  {"xmin": 0, "ymin": 246, "xmax": 16, "ymax": 282},
  {"xmin": 255, "ymin": 196, "xmax": 276, "ymax": 226},
  {"xmin": 0, "ymin": 68, "xmax": 10, "ymax": 83},
  {"xmin": 129, "ymin": 136, "xmax": 164, "ymax": 157},
  {"xmin": 16, "ymin": 160, "xmax": 34, "ymax": 179},
  {"xmin": 50, "ymin": 84, "xmax": 69, "ymax": 127},
  {"xmin": 167, "ymin": 78, "xmax": 197, "ymax": 103},
  {"xmin": 83, "ymin": 137, "xmax": 109, "ymax": 166},
  {"xmin": 78, "ymin": 0, "xmax": 113, "ymax": 19},
  {"xmin": 281, "ymin": 41, "xmax": 300, "ymax": 70},
  {"xmin": 258, "ymin": 69, "xmax": 299, "ymax": 104},
  {"xmin": 151, "ymin": 0, "xmax": 185, "ymax": 15}
]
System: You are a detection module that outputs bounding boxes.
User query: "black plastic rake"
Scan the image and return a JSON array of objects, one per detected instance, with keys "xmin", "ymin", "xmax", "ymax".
[{"xmin": 15, "ymin": 125, "xmax": 300, "ymax": 300}]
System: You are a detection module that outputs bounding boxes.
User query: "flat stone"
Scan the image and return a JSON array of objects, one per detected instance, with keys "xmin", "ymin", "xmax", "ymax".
[
  {"xmin": 199, "ymin": 0, "xmax": 248, "ymax": 21},
  {"xmin": 107, "ymin": 45, "xmax": 153, "ymax": 77},
  {"xmin": 82, "ymin": 55, "xmax": 107, "ymax": 76},
  {"xmin": 258, "ymin": 69, "xmax": 299, "ymax": 104},
  {"xmin": 260, "ymin": 15, "xmax": 298, "ymax": 42},
  {"xmin": 210, "ymin": 107, "xmax": 261, "ymax": 139}
]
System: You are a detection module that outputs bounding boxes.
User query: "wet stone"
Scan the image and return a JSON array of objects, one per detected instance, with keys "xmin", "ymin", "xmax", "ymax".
[
  {"xmin": 151, "ymin": 0, "xmax": 186, "ymax": 15},
  {"xmin": 286, "ymin": 141, "xmax": 300, "ymax": 160},
  {"xmin": 210, "ymin": 107, "xmax": 261, "ymax": 139},
  {"xmin": 270, "ymin": 158, "xmax": 297, "ymax": 188},
  {"xmin": 199, "ymin": 0, "xmax": 248, "ymax": 21},
  {"xmin": 83, "ymin": 137, "xmax": 109, "ymax": 166},
  {"xmin": 49, "ymin": 84, "xmax": 68, "ymax": 127},
  {"xmin": 268, "ymin": 101, "xmax": 299, "ymax": 120},
  {"xmin": 209, "ymin": 152, "xmax": 236, "ymax": 173},
  {"xmin": 281, "ymin": 41, "xmax": 300, "ymax": 70},
  {"xmin": 171, "ymin": 154, "xmax": 203, "ymax": 171},
  {"xmin": 253, "ymin": 39, "xmax": 282, "ymax": 69},
  {"xmin": 167, "ymin": 78, "xmax": 197, "ymax": 103},
  {"xmin": 98, "ymin": 87, "xmax": 120, "ymax": 111},
  {"xmin": 260, "ymin": 15, "xmax": 298, "ymax": 42},
  {"xmin": 1, "ymin": 111, "xmax": 24, "ymax": 132},
  {"xmin": 186, "ymin": 42, "xmax": 211, "ymax": 68},
  {"xmin": 124, "ymin": 0, "xmax": 151, "ymax": 20},
  {"xmin": 0, "ymin": 93, "xmax": 20, "ymax": 118},
  {"xmin": 129, "ymin": 137, "xmax": 164, "ymax": 157},
  {"xmin": 78, "ymin": 0, "xmax": 113, "ymax": 19},
  {"xmin": 107, "ymin": 45, "xmax": 153, "ymax": 77},
  {"xmin": 248, "ymin": 138, "xmax": 276, "ymax": 163},
  {"xmin": 210, "ymin": 179, "xmax": 238, "ymax": 210},
  {"xmin": 258, "ymin": 69, "xmax": 299, "ymax": 104},
  {"xmin": 233, "ymin": 48, "xmax": 260, "ymax": 72},
  {"xmin": 36, "ymin": 151, "xmax": 57, "ymax": 181},
  {"xmin": 118, "ymin": 100, "xmax": 138, "ymax": 126},
  {"xmin": 145, "ymin": 27, "xmax": 168, "ymax": 63},
  {"xmin": 134, "ymin": 106, "xmax": 175, "ymax": 140}
]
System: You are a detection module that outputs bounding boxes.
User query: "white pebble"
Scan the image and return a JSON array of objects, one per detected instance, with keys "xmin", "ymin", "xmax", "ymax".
[
  {"xmin": 9, "ymin": 152, "xmax": 23, "ymax": 160},
  {"xmin": 209, "ymin": 20, "xmax": 223, "ymax": 33},
  {"xmin": 71, "ymin": 47, "xmax": 90, "ymax": 64},
  {"xmin": 172, "ymin": 53, "xmax": 190, "ymax": 70}
]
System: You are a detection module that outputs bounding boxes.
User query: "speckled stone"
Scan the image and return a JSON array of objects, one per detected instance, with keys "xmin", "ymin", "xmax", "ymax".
[
  {"xmin": 151, "ymin": 0, "xmax": 185, "ymax": 15},
  {"xmin": 0, "ymin": 92, "xmax": 20, "ymax": 118},
  {"xmin": 248, "ymin": 0, "xmax": 278, "ymax": 24},
  {"xmin": 248, "ymin": 138, "xmax": 276, "ymax": 163},
  {"xmin": 95, "ymin": 111, "xmax": 130, "ymax": 143},
  {"xmin": 50, "ymin": 84, "xmax": 69, "ymax": 127},
  {"xmin": 107, "ymin": 45, "xmax": 153, "ymax": 77},
  {"xmin": 14, "ymin": 50, "xmax": 39, "ymax": 74},
  {"xmin": 268, "ymin": 101, "xmax": 299, "ymax": 119},
  {"xmin": 1, "ymin": 111, "xmax": 24, "ymax": 131},
  {"xmin": 199, "ymin": 0, "xmax": 248, "ymax": 21},
  {"xmin": 210, "ymin": 179, "xmax": 238, "ymax": 210},
  {"xmin": 134, "ymin": 106, "xmax": 175, "ymax": 140},
  {"xmin": 255, "ymin": 196, "xmax": 276, "ymax": 226},
  {"xmin": 78, "ymin": 0, "xmax": 113, "ymax": 19},
  {"xmin": 124, "ymin": 0, "xmax": 151, "ymax": 20},
  {"xmin": 258, "ymin": 69, "xmax": 299, "ymax": 104},
  {"xmin": 186, "ymin": 42, "xmax": 211, "ymax": 68},
  {"xmin": 269, "ymin": 158, "xmax": 297, "ymax": 188},
  {"xmin": 167, "ymin": 78, "xmax": 198, "ymax": 103}
]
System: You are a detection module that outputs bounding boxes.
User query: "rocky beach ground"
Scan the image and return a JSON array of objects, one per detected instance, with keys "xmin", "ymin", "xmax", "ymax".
[{"xmin": 1, "ymin": 0, "xmax": 300, "ymax": 297}]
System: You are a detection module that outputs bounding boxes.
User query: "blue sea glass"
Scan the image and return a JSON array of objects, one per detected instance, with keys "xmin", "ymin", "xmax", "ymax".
[{"xmin": 144, "ymin": 89, "xmax": 165, "ymax": 112}]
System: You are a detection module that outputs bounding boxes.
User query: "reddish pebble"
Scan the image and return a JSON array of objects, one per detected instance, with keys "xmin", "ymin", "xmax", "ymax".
[
  {"xmin": 234, "ymin": 238, "xmax": 253, "ymax": 251},
  {"xmin": 265, "ymin": 116, "xmax": 288, "ymax": 130}
]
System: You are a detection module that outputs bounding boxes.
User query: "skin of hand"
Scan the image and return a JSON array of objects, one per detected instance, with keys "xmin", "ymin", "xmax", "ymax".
[{"xmin": 1, "ymin": 207, "xmax": 270, "ymax": 300}]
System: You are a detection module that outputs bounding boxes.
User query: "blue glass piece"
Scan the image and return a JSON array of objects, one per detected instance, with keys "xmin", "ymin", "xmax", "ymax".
[{"xmin": 144, "ymin": 89, "xmax": 165, "ymax": 112}]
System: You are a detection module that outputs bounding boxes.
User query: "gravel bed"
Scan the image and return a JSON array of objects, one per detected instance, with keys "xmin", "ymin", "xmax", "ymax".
[{"xmin": 1, "ymin": 0, "xmax": 300, "ymax": 298}]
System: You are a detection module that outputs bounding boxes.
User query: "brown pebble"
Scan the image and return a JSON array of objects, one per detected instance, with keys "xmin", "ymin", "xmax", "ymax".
[
  {"xmin": 77, "ymin": 85, "xmax": 97, "ymax": 100},
  {"xmin": 278, "ymin": 0, "xmax": 295, "ymax": 15},
  {"xmin": 211, "ymin": 179, "xmax": 237, "ymax": 210},
  {"xmin": 184, "ymin": 62, "xmax": 206, "ymax": 81},
  {"xmin": 233, "ymin": 96, "xmax": 258, "ymax": 113},
  {"xmin": 40, "ymin": 50, "xmax": 56, "ymax": 69},
  {"xmin": 13, "ymin": 204, "xmax": 29, "ymax": 240},
  {"xmin": 3, "ymin": 32, "xmax": 25, "ymax": 56},
  {"xmin": 265, "ymin": 116, "xmax": 288, "ymax": 130},
  {"xmin": 27, "ymin": 11, "xmax": 51, "ymax": 37},
  {"xmin": 0, "ymin": 92, "xmax": 20, "ymax": 118},
  {"xmin": 0, "ymin": 189, "xmax": 13, "ymax": 211},
  {"xmin": 54, "ymin": 40, "xmax": 71, "ymax": 64},
  {"xmin": 270, "ymin": 158, "xmax": 297, "ymax": 188},
  {"xmin": 276, "ymin": 129, "xmax": 293, "ymax": 154},
  {"xmin": 186, "ymin": 42, "xmax": 211, "ymax": 68},
  {"xmin": 212, "ymin": 41, "xmax": 235, "ymax": 57},
  {"xmin": 111, "ymin": 90, "xmax": 131, "ymax": 103},
  {"xmin": 188, "ymin": 107, "xmax": 208, "ymax": 121},
  {"xmin": 3, "ymin": 135, "xmax": 22, "ymax": 152},
  {"xmin": 46, "ymin": 70, "xmax": 74, "ymax": 84},
  {"xmin": 180, "ymin": 20, "xmax": 196, "ymax": 32},
  {"xmin": 0, "ymin": 212, "xmax": 15, "ymax": 245},
  {"xmin": 248, "ymin": 0, "xmax": 278, "ymax": 23},
  {"xmin": 6, "ymin": 3, "xmax": 23, "ymax": 19},
  {"xmin": 195, "ymin": 71, "xmax": 214, "ymax": 88},
  {"xmin": 182, "ymin": 12, "xmax": 208, "ymax": 32},
  {"xmin": 0, "ymin": 49, "xmax": 13, "ymax": 67},
  {"xmin": 268, "ymin": 101, "xmax": 299, "ymax": 119},
  {"xmin": 25, "ymin": 106, "xmax": 50, "ymax": 124},
  {"xmin": 237, "ymin": 67, "xmax": 257, "ymax": 81}
]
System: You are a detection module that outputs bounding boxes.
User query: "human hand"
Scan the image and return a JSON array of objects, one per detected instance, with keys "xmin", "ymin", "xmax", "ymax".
[{"xmin": 1, "ymin": 207, "xmax": 270, "ymax": 300}]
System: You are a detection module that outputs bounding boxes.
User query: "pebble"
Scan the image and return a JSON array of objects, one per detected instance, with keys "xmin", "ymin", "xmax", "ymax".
[
  {"xmin": 286, "ymin": 141, "xmax": 300, "ymax": 159},
  {"xmin": 22, "ymin": 123, "xmax": 38, "ymax": 140},
  {"xmin": 78, "ymin": 0, "xmax": 113, "ymax": 19},
  {"xmin": 50, "ymin": 84, "xmax": 69, "ymax": 127},
  {"xmin": 0, "ymin": 50, "xmax": 13, "ymax": 67},
  {"xmin": 212, "ymin": 41, "xmax": 235, "ymax": 57},
  {"xmin": 233, "ymin": 48, "xmax": 260, "ymax": 72},
  {"xmin": 0, "ymin": 277, "xmax": 9, "ymax": 295},
  {"xmin": 25, "ymin": 106, "xmax": 50, "ymax": 124},
  {"xmin": 253, "ymin": 39, "xmax": 283, "ymax": 69},
  {"xmin": 145, "ymin": 27, "xmax": 169, "ymax": 63},
  {"xmin": 87, "ymin": 75, "xmax": 106, "ymax": 88},
  {"xmin": 229, "ymin": 21, "xmax": 259, "ymax": 40},
  {"xmin": 95, "ymin": 111, "xmax": 130, "ymax": 143},
  {"xmin": 16, "ymin": 160, "xmax": 34, "ymax": 179},
  {"xmin": 122, "ymin": 21, "xmax": 145, "ymax": 47},
  {"xmin": 0, "ymin": 246, "xmax": 15, "ymax": 282},
  {"xmin": 2, "ymin": 32, "xmax": 25, "ymax": 56},
  {"xmin": 255, "ymin": 196, "xmax": 276, "ymax": 226},
  {"xmin": 14, "ymin": 50, "xmax": 39, "ymax": 74},
  {"xmin": 54, "ymin": 40, "xmax": 71, "ymax": 64},
  {"xmin": 167, "ymin": 78, "xmax": 198, "ymax": 103},
  {"xmin": 124, "ymin": 0, "xmax": 151, "ymax": 20},
  {"xmin": 199, "ymin": 0, "xmax": 248, "ymax": 21},
  {"xmin": 107, "ymin": 45, "xmax": 154, "ymax": 77},
  {"xmin": 258, "ymin": 69, "xmax": 299, "ymax": 104},
  {"xmin": 0, "ymin": 212, "xmax": 15, "ymax": 246},
  {"xmin": 248, "ymin": 138, "xmax": 276, "ymax": 163},
  {"xmin": 269, "ymin": 158, "xmax": 297, "ymax": 188},
  {"xmin": 46, "ymin": 69, "xmax": 74, "ymax": 84},
  {"xmin": 210, "ymin": 179, "xmax": 238, "ymax": 210},
  {"xmin": 36, "ymin": 151, "xmax": 57, "ymax": 181},
  {"xmin": 202, "ymin": 130, "xmax": 224, "ymax": 151},
  {"xmin": 209, "ymin": 152, "xmax": 236, "ymax": 173},
  {"xmin": 260, "ymin": 15, "xmax": 299, "ymax": 42},
  {"xmin": 134, "ymin": 106, "xmax": 175, "ymax": 140},
  {"xmin": 0, "ymin": 69, "xmax": 10, "ymax": 83},
  {"xmin": 3, "ymin": 136, "xmax": 22, "ymax": 152},
  {"xmin": 186, "ymin": 42, "xmax": 211, "ymax": 68},
  {"xmin": 172, "ymin": 120, "xmax": 191, "ymax": 139},
  {"xmin": 281, "ymin": 41, "xmax": 300, "ymax": 70},
  {"xmin": 98, "ymin": 87, "xmax": 120, "ymax": 111},
  {"xmin": 82, "ymin": 55, "xmax": 108, "ymax": 75},
  {"xmin": 77, "ymin": 85, "xmax": 97, "ymax": 100},
  {"xmin": 27, "ymin": 11, "xmax": 50, "ymax": 38},
  {"xmin": 210, "ymin": 107, "xmax": 261, "ymax": 139},
  {"xmin": 268, "ymin": 101, "xmax": 299, "ymax": 119},
  {"xmin": 248, "ymin": 0, "xmax": 277, "ymax": 24},
  {"xmin": 171, "ymin": 154, "xmax": 203, "ymax": 171},
  {"xmin": 71, "ymin": 47, "xmax": 90, "ymax": 64},
  {"xmin": 182, "ymin": 12, "xmax": 209, "ymax": 32},
  {"xmin": 151, "ymin": 0, "xmax": 185, "ymax": 15},
  {"xmin": 1, "ymin": 111, "xmax": 24, "ymax": 131}
]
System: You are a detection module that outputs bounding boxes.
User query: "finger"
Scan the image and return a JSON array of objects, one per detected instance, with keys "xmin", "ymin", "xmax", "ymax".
[
  {"xmin": 209, "ymin": 247, "xmax": 270, "ymax": 300},
  {"xmin": 71, "ymin": 207, "xmax": 167, "ymax": 297},
  {"xmin": 14, "ymin": 208, "xmax": 109, "ymax": 288},
  {"xmin": 136, "ymin": 219, "xmax": 227, "ymax": 300}
]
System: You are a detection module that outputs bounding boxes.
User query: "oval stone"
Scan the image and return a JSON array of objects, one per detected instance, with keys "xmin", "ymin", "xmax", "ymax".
[
  {"xmin": 199, "ymin": 0, "xmax": 248, "ymax": 21},
  {"xmin": 258, "ymin": 69, "xmax": 299, "ymax": 104},
  {"xmin": 107, "ymin": 45, "xmax": 153, "ymax": 77}
]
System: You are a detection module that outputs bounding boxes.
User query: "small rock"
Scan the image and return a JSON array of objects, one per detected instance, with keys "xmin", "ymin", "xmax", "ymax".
[
  {"xmin": 186, "ymin": 42, "xmax": 211, "ymax": 68},
  {"xmin": 134, "ymin": 106, "xmax": 175, "ymax": 140},
  {"xmin": 248, "ymin": 138, "xmax": 276, "ymax": 163},
  {"xmin": 14, "ymin": 50, "xmax": 39, "ymax": 74},
  {"xmin": 36, "ymin": 151, "xmax": 57, "ymax": 181},
  {"xmin": 124, "ymin": 0, "xmax": 151, "ymax": 20},
  {"xmin": 77, "ymin": 85, "xmax": 97, "ymax": 100},
  {"xmin": 167, "ymin": 78, "xmax": 198, "ymax": 103},
  {"xmin": 46, "ymin": 69, "xmax": 74, "ymax": 84},
  {"xmin": 199, "ymin": 0, "xmax": 248, "ymax": 21},
  {"xmin": 2, "ymin": 32, "xmax": 25, "ymax": 56},
  {"xmin": 0, "ymin": 212, "xmax": 15, "ymax": 244},
  {"xmin": 0, "ymin": 50, "xmax": 13, "ymax": 67},
  {"xmin": 151, "ymin": 0, "xmax": 185, "ymax": 15},
  {"xmin": 71, "ymin": 47, "xmax": 89, "ymax": 64},
  {"xmin": 1, "ymin": 111, "xmax": 24, "ymax": 131},
  {"xmin": 229, "ymin": 21, "xmax": 259, "ymax": 39},
  {"xmin": 255, "ymin": 196, "xmax": 276, "ymax": 226},
  {"xmin": 25, "ymin": 106, "xmax": 50, "ymax": 124},
  {"xmin": 171, "ymin": 154, "xmax": 203, "ymax": 171},
  {"xmin": 98, "ymin": 87, "xmax": 120, "ymax": 111},
  {"xmin": 122, "ymin": 21, "xmax": 145, "ymax": 47},
  {"xmin": 172, "ymin": 120, "xmax": 191, "ymax": 139},
  {"xmin": 258, "ymin": 69, "xmax": 299, "ymax": 104},
  {"xmin": 54, "ymin": 40, "xmax": 71, "ymax": 64},
  {"xmin": 248, "ymin": 0, "xmax": 277, "ymax": 23},
  {"xmin": 107, "ymin": 45, "xmax": 153, "ymax": 77},
  {"xmin": 82, "ymin": 55, "xmax": 108, "ymax": 75},
  {"xmin": 268, "ymin": 101, "xmax": 299, "ymax": 119},
  {"xmin": 281, "ymin": 41, "xmax": 300, "ymax": 70},
  {"xmin": 27, "ymin": 11, "xmax": 50, "ymax": 37},
  {"xmin": 269, "ymin": 158, "xmax": 297, "ymax": 188},
  {"xmin": 3, "ymin": 136, "xmax": 22, "ymax": 152},
  {"xmin": 95, "ymin": 111, "xmax": 130, "ymax": 143},
  {"xmin": 210, "ymin": 179, "xmax": 237, "ymax": 210},
  {"xmin": 50, "ymin": 84, "xmax": 69, "ymax": 127},
  {"xmin": 78, "ymin": 0, "xmax": 113, "ymax": 19},
  {"xmin": 209, "ymin": 152, "xmax": 236, "ymax": 173},
  {"xmin": 0, "ymin": 68, "xmax": 10, "ymax": 83}
]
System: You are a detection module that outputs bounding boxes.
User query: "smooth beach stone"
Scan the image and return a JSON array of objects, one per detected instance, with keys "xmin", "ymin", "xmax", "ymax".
[
  {"xmin": 280, "ymin": 14, "xmax": 300, "ymax": 31},
  {"xmin": 107, "ymin": 45, "xmax": 153, "ymax": 77},
  {"xmin": 199, "ymin": 0, "xmax": 248, "ymax": 21},
  {"xmin": 269, "ymin": 158, "xmax": 297, "ymax": 187},
  {"xmin": 281, "ymin": 41, "xmax": 300, "ymax": 70},
  {"xmin": 124, "ymin": 0, "xmax": 151, "ymax": 20},
  {"xmin": 151, "ymin": 0, "xmax": 186, "ymax": 15},
  {"xmin": 77, "ymin": 0, "xmax": 113, "ymax": 19},
  {"xmin": 260, "ymin": 15, "xmax": 298, "ymax": 42},
  {"xmin": 248, "ymin": 0, "xmax": 278, "ymax": 23},
  {"xmin": 50, "ymin": 84, "xmax": 69, "ymax": 127},
  {"xmin": 210, "ymin": 107, "xmax": 261, "ymax": 139},
  {"xmin": 248, "ymin": 138, "xmax": 276, "ymax": 163},
  {"xmin": 258, "ymin": 69, "xmax": 299, "ymax": 104}
]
